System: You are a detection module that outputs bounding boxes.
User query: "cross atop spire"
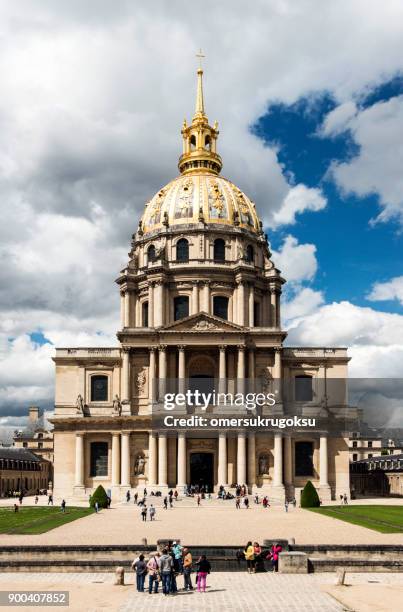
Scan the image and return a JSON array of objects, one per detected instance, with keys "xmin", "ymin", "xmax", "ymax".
[{"xmin": 194, "ymin": 49, "xmax": 206, "ymax": 118}]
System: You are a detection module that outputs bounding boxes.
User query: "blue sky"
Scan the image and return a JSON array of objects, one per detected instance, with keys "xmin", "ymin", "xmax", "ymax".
[{"xmin": 255, "ymin": 77, "xmax": 403, "ymax": 314}]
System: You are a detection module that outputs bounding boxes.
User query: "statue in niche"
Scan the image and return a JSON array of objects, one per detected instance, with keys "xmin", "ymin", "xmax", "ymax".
[
  {"xmin": 76, "ymin": 394, "xmax": 84, "ymax": 415},
  {"xmin": 134, "ymin": 454, "xmax": 146, "ymax": 476},
  {"xmin": 112, "ymin": 394, "xmax": 122, "ymax": 416},
  {"xmin": 258, "ymin": 454, "xmax": 269, "ymax": 476}
]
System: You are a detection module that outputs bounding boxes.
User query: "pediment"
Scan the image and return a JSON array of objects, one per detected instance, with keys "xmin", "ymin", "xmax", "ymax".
[{"xmin": 162, "ymin": 311, "xmax": 243, "ymax": 332}]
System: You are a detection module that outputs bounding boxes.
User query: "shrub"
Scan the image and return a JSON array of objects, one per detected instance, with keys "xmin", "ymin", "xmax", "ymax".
[
  {"xmin": 300, "ymin": 480, "xmax": 320, "ymax": 508},
  {"xmin": 89, "ymin": 485, "xmax": 109, "ymax": 509}
]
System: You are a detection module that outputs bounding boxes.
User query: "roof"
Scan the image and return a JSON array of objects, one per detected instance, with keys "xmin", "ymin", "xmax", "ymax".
[{"xmin": 0, "ymin": 448, "xmax": 41, "ymax": 462}]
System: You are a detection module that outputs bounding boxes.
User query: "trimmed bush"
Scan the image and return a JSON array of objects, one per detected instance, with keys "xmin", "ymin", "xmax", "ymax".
[
  {"xmin": 300, "ymin": 480, "xmax": 320, "ymax": 508},
  {"xmin": 89, "ymin": 485, "xmax": 109, "ymax": 509}
]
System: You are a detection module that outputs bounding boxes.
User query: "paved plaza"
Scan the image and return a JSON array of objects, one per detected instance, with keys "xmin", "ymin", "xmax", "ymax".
[
  {"xmin": 1, "ymin": 495, "xmax": 403, "ymax": 546},
  {"xmin": 1, "ymin": 572, "xmax": 403, "ymax": 611}
]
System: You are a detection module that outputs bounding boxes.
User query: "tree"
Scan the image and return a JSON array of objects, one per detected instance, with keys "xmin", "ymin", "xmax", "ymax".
[
  {"xmin": 300, "ymin": 480, "xmax": 320, "ymax": 508},
  {"xmin": 89, "ymin": 485, "xmax": 109, "ymax": 509}
]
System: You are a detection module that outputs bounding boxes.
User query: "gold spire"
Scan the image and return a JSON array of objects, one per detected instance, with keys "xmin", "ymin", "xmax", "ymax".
[
  {"xmin": 194, "ymin": 49, "xmax": 206, "ymax": 119},
  {"xmin": 178, "ymin": 53, "xmax": 222, "ymax": 176}
]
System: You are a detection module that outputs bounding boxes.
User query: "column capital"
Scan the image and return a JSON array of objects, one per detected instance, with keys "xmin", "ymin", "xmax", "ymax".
[
  {"xmin": 122, "ymin": 346, "xmax": 131, "ymax": 354},
  {"xmin": 218, "ymin": 344, "xmax": 227, "ymax": 351},
  {"xmin": 149, "ymin": 346, "xmax": 158, "ymax": 353},
  {"xmin": 177, "ymin": 345, "xmax": 186, "ymax": 351},
  {"xmin": 237, "ymin": 344, "xmax": 246, "ymax": 351},
  {"xmin": 159, "ymin": 344, "xmax": 167, "ymax": 352}
]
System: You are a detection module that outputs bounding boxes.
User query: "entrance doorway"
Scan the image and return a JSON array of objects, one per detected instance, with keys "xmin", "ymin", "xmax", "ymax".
[{"xmin": 190, "ymin": 452, "xmax": 214, "ymax": 491}]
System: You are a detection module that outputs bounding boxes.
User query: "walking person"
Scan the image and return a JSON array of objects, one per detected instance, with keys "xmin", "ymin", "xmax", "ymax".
[
  {"xmin": 183, "ymin": 548, "xmax": 193, "ymax": 591},
  {"xmin": 163, "ymin": 496, "xmax": 168, "ymax": 510},
  {"xmin": 34, "ymin": 495, "xmax": 39, "ymax": 505},
  {"xmin": 285, "ymin": 500, "xmax": 289, "ymax": 513},
  {"xmin": 244, "ymin": 541, "xmax": 255, "ymax": 573},
  {"xmin": 48, "ymin": 494, "xmax": 53, "ymax": 506},
  {"xmin": 343, "ymin": 493, "xmax": 348, "ymax": 505},
  {"xmin": 95, "ymin": 500, "xmax": 99, "ymax": 513},
  {"xmin": 134, "ymin": 492, "xmax": 138, "ymax": 504},
  {"xmin": 147, "ymin": 552, "xmax": 161, "ymax": 594},
  {"xmin": 141, "ymin": 505, "xmax": 147, "ymax": 521},
  {"xmin": 235, "ymin": 496, "xmax": 240, "ymax": 509},
  {"xmin": 197, "ymin": 494, "xmax": 201, "ymax": 507},
  {"xmin": 132, "ymin": 554, "xmax": 147, "ymax": 592},
  {"xmin": 196, "ymin": 554, "xmax": 211, "ymax": 593},
  {"xmin": 158, "ymin": 548, "xmax": 173, "ymax": 596},
  {"xmin": 149, "ymin": 504, "xmax": 156, "ymax": 521},
  {"xmin": 244, "ymin": 496, "xmax": 249, "ymax": 509},
  {"xmin": 60, "ymin": 499, "xmax": 66, "ymax": 513},
  {"xmin": 126, "ymin": 490, "xmax": 131, "ymax": 503}
]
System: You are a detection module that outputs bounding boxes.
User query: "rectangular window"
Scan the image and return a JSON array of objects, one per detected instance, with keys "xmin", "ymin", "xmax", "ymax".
[
  {"xmin": 174, "ymin": 296, "xmax": 189, "ymax": 321},
  {"xmin": 142, "ymin": 302, "xmax": 149, "ymax": 327},
  {"xmin": 295, "ymin": 441, "xmax": 314, "ymax": 476},
  {"xmin": 90, "ymin": 442, "xmax": 108, "ymax": 477},
  {"xmin": 91, "ymin": 375, "xmax": 108, "ymax": 402},
  {"xmin": 295, "ymin": 375, "xmax": 313, "ymax": 402}
]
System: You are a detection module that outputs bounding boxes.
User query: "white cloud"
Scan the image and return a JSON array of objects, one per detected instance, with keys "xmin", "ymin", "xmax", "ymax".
[
  {"xmin": 286, "ymin": 300, "xmax": 403, "ymax": 377},
  {"xmin": 282, "ymin": 287, "xmax": 324, "ymax": 321},
  {"xmin": 272, "ymin": 184, "xmax": 327, "ymax": 227},
  {"xmin": 325, "ymin": 95, "xmax": 403, "ymax": 223},
  {"xmin": 319, "ymin": 100, "xmax": 358, "ymax": 136},
  {"xmin": 272, "ymin": 235, "xmax": 318, "ymax": 282},
  {"xmin": 367, "ymin": 275, "xmax": 403, "ymax": 305}
]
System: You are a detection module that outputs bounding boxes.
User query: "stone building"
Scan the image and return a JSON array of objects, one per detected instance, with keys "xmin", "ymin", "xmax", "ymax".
[
  {"xmin": 13, "ymin": 406, "xmax": 54, "ymax": 467},
  {"xmin": 0, "ymin": 448, "xmax": 51, "ymax": 497},
  {"xmin": 51, "ymin": 66, "xmax": 353, "ymax": 501},
  {"xmin": 351, "ymin": 454, "xmax": 403, "ymax": 497}
]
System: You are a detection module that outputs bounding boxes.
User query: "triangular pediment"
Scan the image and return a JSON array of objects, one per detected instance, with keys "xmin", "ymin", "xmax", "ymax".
[{"xmin": 162, "ymin": 311, "xmax": 244, "ymax": 332}]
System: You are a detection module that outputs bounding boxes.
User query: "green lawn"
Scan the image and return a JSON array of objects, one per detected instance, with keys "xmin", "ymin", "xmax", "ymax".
[
  {"xmin": 0, "ymin": 506, "xmax": 94, "ymax": 534},
  {"xmin": 309, "ymin": 505, "xmax": 403, "ymax": 533}
]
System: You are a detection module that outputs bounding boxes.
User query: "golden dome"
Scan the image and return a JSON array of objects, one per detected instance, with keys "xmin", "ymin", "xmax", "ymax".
[
  {"xmin": 141, "ymin": 174, "xmax": 261, "ymax": 234},
  {"xmin": 139, "ymin": 60, "xmax": 262, "ymax": 236}
]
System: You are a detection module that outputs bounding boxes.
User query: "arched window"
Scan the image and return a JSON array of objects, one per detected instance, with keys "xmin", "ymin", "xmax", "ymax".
[
  {"xmin": 190, "ymin": 134, "xmax": 196, "ymax": 150},
  {"xmin": 213, "ymin": 296, "xmax": 229, "ymax": 320},
  {"xmin": 295, "ymin": 374, "xmax": 313, "ymax": 402},
  {"xmin": 213, "ymin": 238, "xmax": 226, "ymax": 262},
  {"xmin": 91, "ymin": 375, "xmax": 108, "ymax": 402},
  {"xmin": 205, "ymin": 134, "xmax": 211, "ymax": 150},
  {"xmin": 246, "ymin": 245, "xmax": 254, "ymax": 263},
  {"xmin": 142, "ymin": 302, "xmax": 149, "ymax": 327},
  {"xmin": 90, "ymin": 441, "xmax": 108, "ymax": 477},
  {"xmin": 176, "ymin": 238, "xmax": 189, "ymax": 262},
  {"xmin": 253, "ymin": 301, "xmax": 260, "ymax": 327},
  {"xmin": 147, "ymin": 244, "xmax": 156, "ymax": 263},
  {"xmin": 174, "ymin": 296, "xmax": 189, "ymax": 321},
  {"xmin": 295, "ymin": 441, "xmax": 314, "ymax": 476}
]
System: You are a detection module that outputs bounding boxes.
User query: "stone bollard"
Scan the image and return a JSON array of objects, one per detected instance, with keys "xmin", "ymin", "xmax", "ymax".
[
  {"xmin": 335, "ymin": 567, "xmax": 346, "ymax": 585},
  {"xmin": 288, "ymin": 538, "xmax": 295, "ymax": 548},
  {"xmin": 141, "ymin": 537, "xmax": 147, "ymax": 546},
  {"xmin": 115, "ymin": 566, "xmax": 125, "ymax": 586},
  {"xmin": 278, "ymin": 552, "xmax": 308, "ymax": 574}
]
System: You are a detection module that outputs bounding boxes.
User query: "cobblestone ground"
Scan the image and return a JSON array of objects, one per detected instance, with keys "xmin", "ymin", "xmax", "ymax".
[{"xmin": 1, "ymin": 572, "xmax": 402, "ymax": 612}]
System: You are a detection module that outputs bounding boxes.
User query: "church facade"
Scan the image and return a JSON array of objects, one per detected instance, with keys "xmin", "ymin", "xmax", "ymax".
[{"xmin": 51, "ymin": 67, "xmax": 352, "ymax": 501}]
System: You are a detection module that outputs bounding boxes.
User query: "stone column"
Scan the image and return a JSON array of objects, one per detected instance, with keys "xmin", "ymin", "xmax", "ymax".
[
  {"xmin": 248, "ymin": 348, "xmax": 255, "ymax": 390},
  {"xmin": 124, "ymin": 290, "xmax": 131, "ymax": 327},
  {"xmin": 178, "ymin": 345, "xmax": 186, "ymax": 396},
  {"xmin": 248, "ymin": 284, "xmax": 254, "ymax": 327},
  {"xmin": 148, "ymin": 282, "xmax": 154, "ymax": 327},
  {"xmin": 218, "ymin": 432, "xmax": 228, "ymax": 486},
  {"xmin": 320, "ymin": 436, "xmax": 329, "ymax": 486},
  {"xmin": 284, "ymin": 436, "xmax": 293, "ymax": 488},
  {"xmin": 158, "ymin": 345, "xmax": 167, "ymax": 399},
  {"xmin": 237, "ymin": 345, "xmax": 245, "ymax": 395},
  {"xmin": 148, "ymin": 432, "xmax": 158, "ymax": 486},
  {"xmin": 247, "ymin": 432, "xmax": 256, "ymax": 489},
  {"xmin": 202, "ymin": 282, "xmax": 210, "ymax": 313},
  {"xmin": 158, "ymin": 433, "xmax": 168, "ymax": 486},
  {"xmin": 121, "ymin": 432, "xmax": 131, "ymax": 488},
  {"xmin": 154, "ymin": 282, "xmax": 164, "ymax": 327},
  {"xmin": 121, "ymin": 348, "xmax": 131, "ymax": 403},
  {"xmin": 111, "ymin": 433, "xmax": 121, "ymax": 487},
  {"xmin": 192, "ymin": 281, "xmax": 199, "ymax": 315},
  {"xmin": 275, "ymin": 290, "xmax": 281, "ymax": 328},
  {"xmin": 149, "ymin": 347, "xmax": 156, "ymax": 403},
  {"xmin": 263, "ymin": 291, "xmax": 269, "ymax": 326},
  {"xmin": 237, "ymin": 432, "xmax": 247, "ymax": 485},
  {"xmin": 120, "ymin": 291, "xmax": 125, "ymax": 328},
  {"xmin": 177, "ymin": 433, "xmax": 187, "ymax": 487},
  {"xmin": 74, "ymin": 433, "xmax": 85, "ymax": 487},
  {"xmin": 273, "ymin": 433, "xmax": 283, "ymax": 487},
  {"xmin": 273, "ymin": 348, "xmax": 282, "ymax": 402},
  {"xmin": 270, "ymin": 288, "xmax": 276, "ymax": 327},
  {"xmin": 133, "ymin": 290, "xmax": 138, "ymax": 327},
  {"xmin": 237, "ymin": 281, "xmax": 245, "ymax": 326},
  {"xmin": 218, "ymin": 345, "xmax": 226, "ymax": 395}
]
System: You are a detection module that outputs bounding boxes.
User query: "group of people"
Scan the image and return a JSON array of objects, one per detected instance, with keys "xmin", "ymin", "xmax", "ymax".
[
  {"xmin": 132, "ymin": 542, "xmax": 211, "ymax": 595},
  {"xmin": 339, "ymin": 493, "xmax": 349, "ymax": 505},
  {"xmin": 242, "ymin": 541, "xmax": 283, "ymax": 573}
]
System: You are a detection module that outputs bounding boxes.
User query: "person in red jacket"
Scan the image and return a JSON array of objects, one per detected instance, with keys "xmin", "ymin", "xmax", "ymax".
[{"xmin": 266, "ymin": 542, "xmax": 282, "ymax": 572}]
